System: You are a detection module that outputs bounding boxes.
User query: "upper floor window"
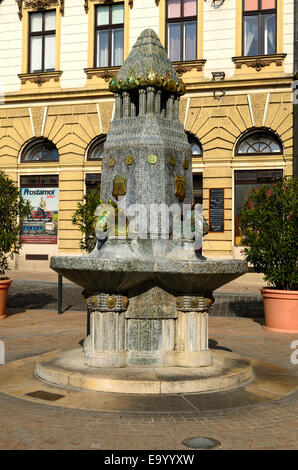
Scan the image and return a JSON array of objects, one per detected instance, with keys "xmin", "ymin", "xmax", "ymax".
[
  {"xmin": 243, "ymin": 0, "xmax": 277, "ymax": 56},
  {"xmin": 29, "ymin": 10, "xmax": 56, "ymax": 73},
  {"xmin": 95, "ymin": 3, "xmax": 124, "ymax": 68},
  {"xmin": 87, "ymin": 136, "xmax": 106, "ymax": 161},
  {"xmin": 166, "ymin": 0, "xmax": 197, "ymax": 62},
  {"xmin": 235, "ymin": 130, "xmax": 282, "ymax": 155},
  {"xmin": 21, "ymin": 139, "xmax": 59, "ymax": 162}
]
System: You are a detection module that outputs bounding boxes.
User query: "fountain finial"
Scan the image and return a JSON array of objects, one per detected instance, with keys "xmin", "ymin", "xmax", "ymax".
[{"xmin": 109, "ymin": 29, "xmax": 185, "ymax": 96}]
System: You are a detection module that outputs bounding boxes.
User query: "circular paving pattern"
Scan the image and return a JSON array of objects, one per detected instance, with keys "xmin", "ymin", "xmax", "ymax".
[{"xmin": 0, "ymin": 350, "xmax": 297, "ymax": 414}]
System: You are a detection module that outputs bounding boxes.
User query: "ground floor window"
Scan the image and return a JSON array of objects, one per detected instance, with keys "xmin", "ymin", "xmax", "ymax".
[
  {"xmin": 234, "ymin": 169, "xmax": 283, "ymax": 246},
  {"xmin": 193, "ymin": 173, "xmax": 202, "ymax": 205},
  {"xmin": 85, "ymin": 173, "xmax": 101, "ymax": 194},
  {"xmin": 20, "ymin": 175, "xmax": 59, "ymax": 245}
]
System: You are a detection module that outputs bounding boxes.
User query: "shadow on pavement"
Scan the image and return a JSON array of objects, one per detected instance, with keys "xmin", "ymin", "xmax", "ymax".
[
  {"xmin": 7, "ymin": 293, "xmax": 56, "ymax": 310},
  {"xmin": 5, "ymin": 308, "xmax": 26, "ymax": 317},
  {"xmin": 228, "ymin": 299, "xmax": 264, "ymax": 318},
  {"xmin": 208, "ymin": 339, "xmax": 233, "ymax": 352}
]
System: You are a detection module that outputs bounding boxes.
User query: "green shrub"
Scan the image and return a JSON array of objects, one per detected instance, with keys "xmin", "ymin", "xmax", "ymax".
[
  {"xmin": 240, "ymin": 177, "xmax": 298, "ymax": 291},
  {"xmin": 72, "ymin": 184, "xmax": 101, "ymax": 253},
  {"xmin": 0, "ymin": 171, "xmax": 31, "ymax": 279}
]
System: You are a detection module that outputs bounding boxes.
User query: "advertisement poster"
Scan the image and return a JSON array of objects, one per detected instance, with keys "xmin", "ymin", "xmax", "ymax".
[{"xmin": 21, "ymin": 187, "xmax": 59, "ymax": 244}]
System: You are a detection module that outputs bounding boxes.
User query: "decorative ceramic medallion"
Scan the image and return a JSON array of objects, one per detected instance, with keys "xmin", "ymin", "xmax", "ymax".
[
  {"xmin": 183, "ymin": 160, "xmax": 189, "ymax": 170},
  {"xmin": 112, "ymin": 174, "xmax": 127, "ymax": 198},
  {"xmin": 174, "ymin": 176, "xmax": 186, "ymax": 202},
  {"xmin": 169, "ymin": 157, "xmax": 176, "ymax": 167},
  {"xmin": 126, "ymin": 155, "xmax": 134, "ymax": 165},
  {"xmin": 106, "ymin": 295, "xmax": 116, "ymax": 309},
  {"xmin": 205, "ymin": 298, "xmax": 214, "ymax": 309},
  {"xmin": 148, "ymin": 154, "xmax": 158, "ymax": 164},
  {"xmin": 108, "ymin": 157, "xmax": 116, "ymax": 167}
]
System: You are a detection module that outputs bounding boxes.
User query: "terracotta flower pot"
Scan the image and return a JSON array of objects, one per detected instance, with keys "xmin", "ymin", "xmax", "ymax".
[
  {"xmin": 261, "ymin": 288, "xmax": 298, "ymax": 333},
  {"xmin": 0, "ymin": 278, "xmax": 12, "ymax": 320}
]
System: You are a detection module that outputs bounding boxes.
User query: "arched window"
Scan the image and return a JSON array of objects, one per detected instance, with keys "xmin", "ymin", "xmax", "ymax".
[
  {"xmin": 87, "ymin": 136, "xmax": 106, "ymax": 161},
  {"xmin": 235, "ymin": 130, "xmax": 283, "ymax": 155},
  {"xmin": 187, "ymin": 133, "xmax": 203, "ymax": 156},
  {"xmin": 21, "ymin": 138, "xmax": 59, "ymax": 162},
  {"xmin": 186, "ymin": 133, "xmax": 203, "ymax": 205}
]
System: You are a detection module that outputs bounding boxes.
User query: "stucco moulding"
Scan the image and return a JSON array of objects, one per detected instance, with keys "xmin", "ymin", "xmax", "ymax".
[
  {"xmin": 84, "ymin": 67, "xmax": 120, "ymax": 82},
  {"xmin": 173, "ymin": 60, "xmax": 207, "ymax": 77},
  {"xmin": 18, "ymin": 71, "xmax": 63, "ymax": 87},
  {"xmin": 232, "ymin": 54, "xmax": 287, "ymax": 72},
  {"xmin": 18, "ymin": 0, "xmax": 64, "ymax": 19},
  {"xmin": 84, "ymin": 0, "xmax": 133, "ymax": 14}
]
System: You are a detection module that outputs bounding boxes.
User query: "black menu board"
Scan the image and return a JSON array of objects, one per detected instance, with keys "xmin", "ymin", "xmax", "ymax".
[{"xmin": 209, "ymin": 188, "xmax": 225, "ymax": 233}]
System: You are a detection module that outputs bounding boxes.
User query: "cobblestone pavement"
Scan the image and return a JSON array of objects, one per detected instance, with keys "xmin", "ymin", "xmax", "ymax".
[
  {"xmin": 7, "ymin": 279, "xmax": 264, "ymax": 319},
  {"xmin": 0, "ymin": 309, "xmax": 297, "ymax": 450}
]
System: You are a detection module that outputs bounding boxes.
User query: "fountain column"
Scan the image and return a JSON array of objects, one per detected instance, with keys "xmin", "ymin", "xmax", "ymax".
[{"xmin": 46, "ymin": 29, "xmax": 250, "ymax": 394}]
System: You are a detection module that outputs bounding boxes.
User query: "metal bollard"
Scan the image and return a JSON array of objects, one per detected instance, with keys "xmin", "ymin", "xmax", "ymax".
[{"xmin": 58, "ymin": 274, "xmax": 63, "ymax": 315}]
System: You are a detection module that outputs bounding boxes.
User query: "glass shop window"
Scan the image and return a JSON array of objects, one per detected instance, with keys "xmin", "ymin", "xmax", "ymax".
[
  {"xmin": 85, "ymin": 174, "xmax": 101, "ymax": 194},
  {"xmin": 29, "ymin": 10, "xmax": 56, "ymax": 73},
  {"xmin": 243, "ymin": 0, "xmax": 277, "ymax": 56},
  {"xmin": 193, "ymin": 173, "xmax": 203, "ymax": 205},
  {"xmin": 95, "ymin": 3, "xmax": 124, "ymax": 68},
  {"xmin": 166, "ymin": 0, "xmax": 197, "ymax": 62},
  {"xmin": 234, "ymin": 169, "xmax": 283, "ymax": 246}
]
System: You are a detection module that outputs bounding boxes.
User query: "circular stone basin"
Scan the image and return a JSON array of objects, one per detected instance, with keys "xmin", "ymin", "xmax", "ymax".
[
  {"xmin": 36, "ymin": 349, "xmax": 253, "ymax": 395},
  {"xmin": 50, "ymin": 256, "xmax": 248, "ymax": 295}
]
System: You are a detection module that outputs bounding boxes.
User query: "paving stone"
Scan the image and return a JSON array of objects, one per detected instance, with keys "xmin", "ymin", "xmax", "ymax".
[{"xmin": 0, "ymin": 309, "xmax": 297, "ymax": 450}]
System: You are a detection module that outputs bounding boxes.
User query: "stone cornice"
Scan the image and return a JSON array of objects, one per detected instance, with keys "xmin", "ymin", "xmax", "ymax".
[
  {"xmin": 232, "ymin": 54, "xmax": 287, "ymax": 72},
  {"xmin": 2, "ymin": 76, "xmax": 293, "ymax": 106},
  {"xmin": 17, "ymin": 0, "xmax": 64, "ymax": 20}
]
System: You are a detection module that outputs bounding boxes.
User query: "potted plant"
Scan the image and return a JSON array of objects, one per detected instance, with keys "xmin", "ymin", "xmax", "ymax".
[
  {"xmin": 0, "ymin": 171, "xmax": 31, "ymax": 319},
  {"xmin": 240, "ymin": 177, "xmax": 298, "ymax": 333}
]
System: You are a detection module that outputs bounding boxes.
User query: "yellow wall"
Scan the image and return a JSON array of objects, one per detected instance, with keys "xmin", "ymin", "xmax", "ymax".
[{"xmin": 0, "ymin": 88, "xmax": 293, "ymax": 262}]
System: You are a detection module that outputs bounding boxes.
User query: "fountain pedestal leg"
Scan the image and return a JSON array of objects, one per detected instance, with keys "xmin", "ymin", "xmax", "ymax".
[
  {"xmin": 84, "ymin": 294, "xmax": 128, "ymax": 368},
  {"xmin": 84, "ymin": 288, "xmax": 213, "ymax": 368}
]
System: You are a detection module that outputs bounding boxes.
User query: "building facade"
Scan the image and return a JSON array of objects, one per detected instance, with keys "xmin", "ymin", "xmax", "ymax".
[{"xmin": 0, "ymin": 0, "xmax": 295, "ymax": 271}]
